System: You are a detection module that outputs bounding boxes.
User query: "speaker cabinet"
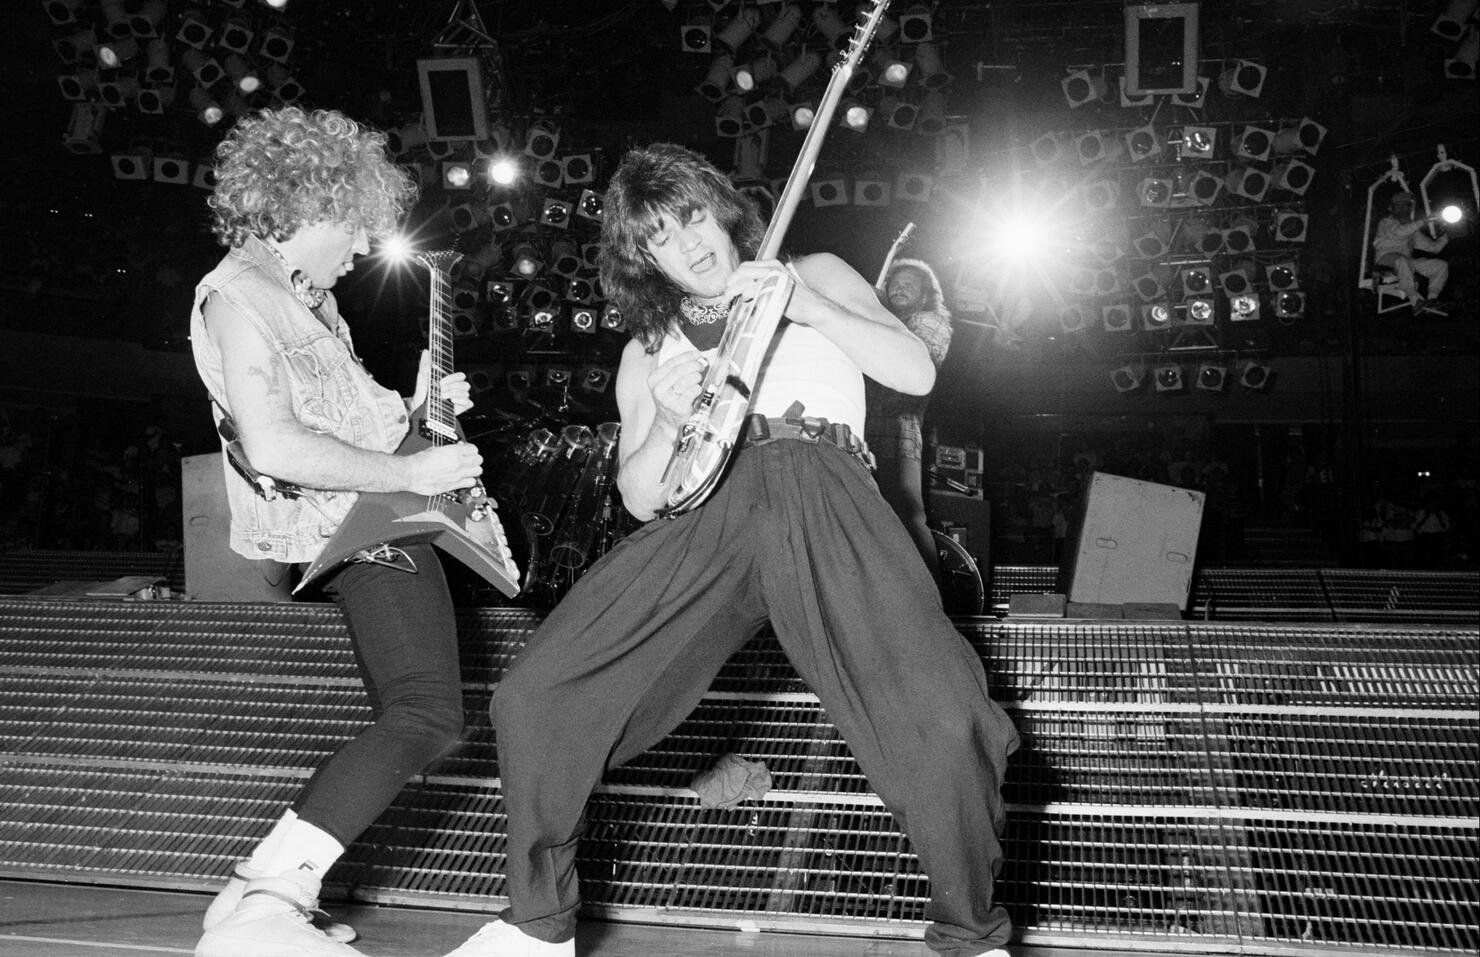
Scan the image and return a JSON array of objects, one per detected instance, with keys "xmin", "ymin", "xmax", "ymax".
[
  {"xmin": 1060, "ymin": 471, "xmax": 1203, "ymax": 611},
  {"xmin": 182, "ymin": 453, "xmax": 294, "ymax": 602}
]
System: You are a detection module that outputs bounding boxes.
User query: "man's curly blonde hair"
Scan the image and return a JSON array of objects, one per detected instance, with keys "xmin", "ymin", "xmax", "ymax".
[{"xmin": 208, "ymin": 106, "xmax": 417, "ymax": 249}]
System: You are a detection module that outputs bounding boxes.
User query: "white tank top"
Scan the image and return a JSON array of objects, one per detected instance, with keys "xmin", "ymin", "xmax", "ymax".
[{"xmin": 654, "ymin": 318, "xmax": 865, "ymax": 432}]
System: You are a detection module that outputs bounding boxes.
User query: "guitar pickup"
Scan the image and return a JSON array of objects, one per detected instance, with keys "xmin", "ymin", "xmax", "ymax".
[{"xmin": 419, "ymin": 417, "xmax": 460, "ymax": 443}]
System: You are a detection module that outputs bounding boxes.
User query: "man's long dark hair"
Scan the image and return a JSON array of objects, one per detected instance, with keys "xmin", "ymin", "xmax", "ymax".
[{"xmin": 598, "ymin": 143, "xmax": 765, "ymax": 350}]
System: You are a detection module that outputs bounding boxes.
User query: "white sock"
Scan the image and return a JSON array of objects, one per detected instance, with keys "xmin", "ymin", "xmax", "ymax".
[{"xmin": 249, "ymin": 813, "xmax": 345, "ymax": 879}]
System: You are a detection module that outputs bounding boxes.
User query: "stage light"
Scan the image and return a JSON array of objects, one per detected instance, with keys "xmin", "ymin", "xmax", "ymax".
[
  {"xmin": 1030, "ymin": 133, "xmax": 1062, "ymax": 166},
  {"xmin": 1171, "ymin": 77, "xmax": 1209, "ymax": 108},
  {"xmin": 1133, "ymin": 263, "xmax": 1173, "ymax": 301},
  {"xmin": 541, "ymin": 198, "xmax": 573, "ymax": 229},
  {"xmin": 224, "ymin": 54, "xmax": 262, "ymax": 94},
  {"xmin": 1132, "ymin": 223, "xmax": 1173, "ymax": 259},
  {"xmin": 853, "ymin": 176, "xmax": 890, "ymax": 206},
  {"xmin": 1223, "ymin": 216, "xmax": 1258, "ymax": 253},
  {"xmin": 811, "ymin": 5, "xmax": 851, "ymax": 49},
  {"xmin": 1179, "ymin": 125, "xmax": 1216, "ymax": 160},
  {"xmin": 715, "ymin": 6, "xmax": 760, "ymax": 50},
  {"xmin": 879, "ymin": 94, "xmax": 919, "ymax": 131},
  {"xmin": 1445, "ymin": 29, "xmax": 1478, "ymax": 78},
  {"xmin": 1228, "ymin": 292, "xmax": 1261, "ymax": 321},
  {"xmin": 1273, "ymin": 290, "xmax": 1305, "ymax": 321},
  {"xmin": 695, "ymin": 53, "xmax": 734, "ymax": 102},
  {"xmin": 1240, "ymin": 359, "xmax": 1271, "ymax": 389},
  {"xmin": 762, "ymin": 4, "xmax": 804, "ymax": 47},
  {"xmin": 548, "ymin": 238, "xmax": 582, "ymax": 279},
  {"xmin": 1080, "ymin": 178, "xmax": 1119, "ymax": 211},
  {"xmin": 898, "ymin": 2, "xmax": 933, "ymax": 42},
  {"xmin": 580, "ymin": 365, "xmax": 612, "ymax": 392},
  {"xmin": 1103, "ymin": 304, "xmax": 1134, "ymax": 332},
  {"xmin": 189, "ymin": 87, "xmax": 224, "ymax": 126},
  {"xmin": 1094, "ymin": 268, "xmax": 1123, "ymax": 296},
  {"xmin": 558, "ymin": 153, "xmax": 593, "ymax": 185},
  {"xmin": 1154, "ymin": 362, "xmax": 1184, "ymax": 392},
  {"xmin": 192, "ymin": 162, "xmax": 217, "ymax": 190},
  {"xmin": 1184, "ymin": 297, "xmax": 1215, "ymax": 325},
  {"xmin": 872, "ymin": 48, "xmax": 911, "ymax": 88},
  {"xmin": 98, "ymin": 76, "xmax": 140, "ymax": 108},
  {"xmin": 680, "ymin": 16, "xmax": 712, "ymax": 53},
  {"xmin": 1118, "ymin": 76, "xmax": 1153, "ymax": 108},
  {"xmin": 1068, "ymin": 268, "xmax": 1097, "ymax": 296},
  {"xmin": 512, "ymin": 242, "xmax": 544, "ymax": 278},
  {"xmin": 486, "ymin": 157, "xmax": 520, "ymax": 187},
  {"xmin": 1186, "ymin": 169, "xmax": 1223, "ymax": 206},
  {"xmin": 43, "ymin": 0, "xmax": 85, "ymax": 27},
  {"xmin": 1062, "ymin": 68, "xmax": 1107, "ymax": 108},
  {"xmin": 571, "ymin": 310, "xmax": 598, "ymax": 334},
  {"xmin": 97, "ymin": 37, "xmax": 139, "ymax": 69},
  {"xmin": 448, "ymin": 200, "xmax": 488, "ymax": 233},
  {"xmin": 1218, "ymin": 59, "xmax": 1266, "ymax": 98},
  {"xmin": 1274, "ymin": 118, "xmax": 1327, "ymax": 156},
  {"xmin": 260, "ymin": 23, "xmax": 295, "ymax": 62},
  {"xmin": 1143, "ymin": 302, "xmax": 1174, "ymax": 331},
  {"xmin": 1124, "ymin": 124, "xmax": 1163, "ymax": 163},
  {"xmin": 1111, "ymin": 363, "xmax": 1144, "ymax": 393},
  {"xmin": 915, "ymin": 91, "xmax": 947, "ymax": 135},
  {"xmin": 525, "ymin": 282, "xmax": 558, "ymax": 311},
  {"xmin": 1273, "ymin": 158, "xmax": 1315, "ymax": 195},
  {"xmin": 1432, "ymin": 0, "xmax": 1477, "ymax": 42},
  {"xmin": 1059, "ymin": 305, "xmax": 1088, "ymax": 333},
  {"xmin": 1266, "ymin": 261, "xmax": 1299, "ymax": 291},
  {"xmin": 1196, "ymin": 362, "xmax": 1228, "ymax": 392},
  {"xmin": 1196, "ymin": 226, "xmax": 1225, "ymax": 256},
  {"xmin": 531, "ymin": 157, "xmax": 564, "ymax": 188},
  {"xmin": 176, "ymin": 8, "xmax": 212, "ymax": 48},
  {"xmin": 1234, "ymin": 125, "xmax": 1274, "ymax": 161},
  {"xmin": 528, "ymin": 306, "xmax": 558, "ymax": 334},
  {"xmin": 182, "ymin": 49, "xmax": 224, "ymax": 87},
  {"xmin": 53, "ymin": 29, "xmax": 95, "ymax": 65},
  {"xmin": 779, "ymin": 49, "xmax": 822, "ymax": 89},
  {"xmin": 1226, "ymin": 166, "xmax": 1270, "ymax": 202},
  {"xmin": 575, "ymin": 189, "xmax": 604, "ymax": 223},
  {"xmin": 1180, "ymin": 266, "xmax": 1212, "ymax": 295},
  {"xmin": 217, "ymin": 16, "xmax": 253, "ymax": 54},
  {"xmin": 1074, "ymin": 130, "xmax": 1124, "ymax": 166},
  {"xmin": 153, "ymin": 154, "xmax": 190, "ymax": 185},
  {"xmin": 265, "ymin": 63, "xmax": 303, "ymax": 101},
  {"xmin": 56, "ymin": 70, "xmax": 99, "ymax": 101},
  {"xmin": 735, "ymin": 53, "xmax": 777, "ymax": 92},
  {"xmin": 566, "ymin": 278, "xmax": 595, "ymax": 304},
  {"xmin": 914, "ymin": 42, "xmax": 953, "ymax": 88},
  {"xmin": 600, "ymin": 303, "xmax": 626, "ymax": 332},
  {"xmin": 1219, "ymin": 264, "xmax": 1253, "ymax": 296},
  {"xmin": 111, "ymin": 149, "xmax": 150, "ymax": 180},
  {"xmin": 715, "ymin": 96, "xmax": 746, "ymax": 137},
  {"xmin": 789, "ymin": 98, "xmax": 817, "ymax": 130},
  {"xmin": 524, "ymin": 120, "xmax": 560, "ymax": 159},
  {"xmin": 1138, "ymin": 177, "xmax": 1175, "ymax": 208},
  {"xmin": 895, "ymin": 171, "xmax": 934, "ymax": 203},
  {"xmin": 1269, "ymin": 210, "xmax": 1306, "ymax": 244},
  {"xmin": 838, "ymin": 99, "xmax": 872, "ymax": 133},
  {"xmin": 809, "ymin": 177, "xmax": 849, "ymax": 208}
]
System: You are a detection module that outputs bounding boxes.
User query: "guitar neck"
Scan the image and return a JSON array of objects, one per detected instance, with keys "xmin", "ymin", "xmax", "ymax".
[
  {"xmin": 758, "ymin": 0, "xmax": 889, "ymax": 260},
  {"xmin": 417, "ymin": 251, "xmax": 464, "ymax": 443}
]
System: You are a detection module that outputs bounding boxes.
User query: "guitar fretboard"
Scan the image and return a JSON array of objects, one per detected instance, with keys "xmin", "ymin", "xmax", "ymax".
[{"xmin": 418, "ymin": 251, "xmax": 464, "ymax": 446}]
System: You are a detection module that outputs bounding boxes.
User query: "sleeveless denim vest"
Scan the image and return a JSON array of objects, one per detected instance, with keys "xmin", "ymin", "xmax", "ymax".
[{"xmin": 190, "ymin": 235, "xmax": 409, "ymax": 563}]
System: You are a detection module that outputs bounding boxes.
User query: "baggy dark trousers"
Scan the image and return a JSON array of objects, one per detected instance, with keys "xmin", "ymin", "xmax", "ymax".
[{"xmin": 493, "ymin": 439, "xmax": 1019, "ymax": 954}]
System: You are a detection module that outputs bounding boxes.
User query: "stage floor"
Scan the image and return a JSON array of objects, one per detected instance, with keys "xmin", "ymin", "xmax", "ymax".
[{"xmin": 0, "ymin": 879, "xmax": 1146, "ymax": 957}]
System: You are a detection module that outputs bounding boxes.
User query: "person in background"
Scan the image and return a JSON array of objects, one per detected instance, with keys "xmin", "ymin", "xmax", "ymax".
[
  {"xmin": 865, "ymin": 258, "xmax": 954, "ymax": 579},
  {"xmin": 1373, "ymin": 191, "xmax": 1450, "ymax": 316},
  {"xmin": 190, "ymin": 106, "xmax": 483, "ymax": 957}
]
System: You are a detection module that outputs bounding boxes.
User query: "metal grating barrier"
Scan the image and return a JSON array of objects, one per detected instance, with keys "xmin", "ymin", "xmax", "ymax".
[
  {"xmin": 0, "ymin": 549, "xmax": 185, "ymax": 595},
  {"xmin": 0, "ymin": 596, "xmax": 1476, "ymax": 955}
]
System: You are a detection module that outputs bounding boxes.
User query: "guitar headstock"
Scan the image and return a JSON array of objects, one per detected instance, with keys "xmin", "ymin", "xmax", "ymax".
[
  {"xmin": 842, "ymin": 0, "xmax": 892, "ymax": 69},
  {"xmin": 415, "ymin": 249, "xmax": 464, "ymax": 274}
]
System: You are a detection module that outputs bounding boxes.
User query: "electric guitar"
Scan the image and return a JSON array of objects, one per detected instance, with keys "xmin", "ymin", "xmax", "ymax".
[
  {"xmin": 656, "ymin": 0, "xmax": 893, "ymax": 518},
  {"xmin": 875, "ymin": 222, "xmax": 916, "ymax": 291},
  {"xmin": 295, "ymin": 251, "xmax": 521, "ymax": 596}
]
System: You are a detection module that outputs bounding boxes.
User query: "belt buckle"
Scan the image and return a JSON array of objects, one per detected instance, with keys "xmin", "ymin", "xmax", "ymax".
[{"xmin": 796, "ymin": 415, "xmax": 826, "ymax": 443}]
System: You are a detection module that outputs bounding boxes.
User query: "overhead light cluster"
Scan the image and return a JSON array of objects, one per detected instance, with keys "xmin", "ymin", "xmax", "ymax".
[
  {"xmin": 679, "ymin": 1, "xmax": 953, "ymax": 208},
  {"xmin": 52, "ymin": 0, "xmax": 303, "ymax": 178}
]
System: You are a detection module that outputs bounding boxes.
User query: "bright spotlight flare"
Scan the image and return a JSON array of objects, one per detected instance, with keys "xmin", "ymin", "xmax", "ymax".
[
  {"xmin": 378, "ymin": 234, "xmax": 415, "ymax": 264},
  {"xmin": 1439, "ymin": 204, "xmax": 1463, "ymax": 224}
]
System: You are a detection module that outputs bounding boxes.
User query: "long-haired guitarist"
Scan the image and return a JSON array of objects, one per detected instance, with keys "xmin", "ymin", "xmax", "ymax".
[
  {"xmin": 457, "ymin": 143, "xmax": 1018, "ymax": 957},
  {"xmin": 866, "ymin": 257, "xmax": 954, "ymax": 580},
  {"xmin": 189, "ymin": 106, "xmax": 482, "ymax": 957}
]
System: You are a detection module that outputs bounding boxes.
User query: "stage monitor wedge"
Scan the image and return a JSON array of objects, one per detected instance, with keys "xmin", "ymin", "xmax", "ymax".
[
  {"xmin": 417, "ymin": 57, "xmax": 489, "ymax": 142},
  {"xmin": 1124, "ymin": 3, "xmax": 1200, "ymax": 96}
]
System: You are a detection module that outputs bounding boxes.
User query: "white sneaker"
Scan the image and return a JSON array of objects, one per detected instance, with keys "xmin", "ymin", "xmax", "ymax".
[
  {"xmin": 442, "ymin": 919, "xmax": 574, "ymax": 956},
  {"xmin": 202, "ymin": 860, "xmax": 357, "ymax": 942},
  {"xmin": 195, "ymin": 870, "xmax": 366, "ymax": 957}
]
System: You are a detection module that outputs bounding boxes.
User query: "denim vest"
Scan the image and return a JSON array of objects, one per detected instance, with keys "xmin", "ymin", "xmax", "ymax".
[{"xmin": 190, "ymin": 235, "xmax": 409, "ymax": 563}]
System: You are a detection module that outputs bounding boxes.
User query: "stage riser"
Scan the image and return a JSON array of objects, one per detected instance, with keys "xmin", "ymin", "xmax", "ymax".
[{"xmin": 0, "ymin": 597, "xmax": 1475, "ymax": 957}]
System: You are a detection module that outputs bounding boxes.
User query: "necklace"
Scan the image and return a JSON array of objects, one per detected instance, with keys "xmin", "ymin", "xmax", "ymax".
[
  {"xmin": 261, "ymin": 238, "xmax": 328, "ymax": 310},
  {"xmin": 680, "ymin": 295, "xmax": 733, "ymax": 325}
]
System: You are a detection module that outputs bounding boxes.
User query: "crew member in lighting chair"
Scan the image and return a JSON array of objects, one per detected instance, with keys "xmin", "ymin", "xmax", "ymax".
[{"xmin": 1373, "ymin": 191, "xmax": 1451, "ymax": 316}]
